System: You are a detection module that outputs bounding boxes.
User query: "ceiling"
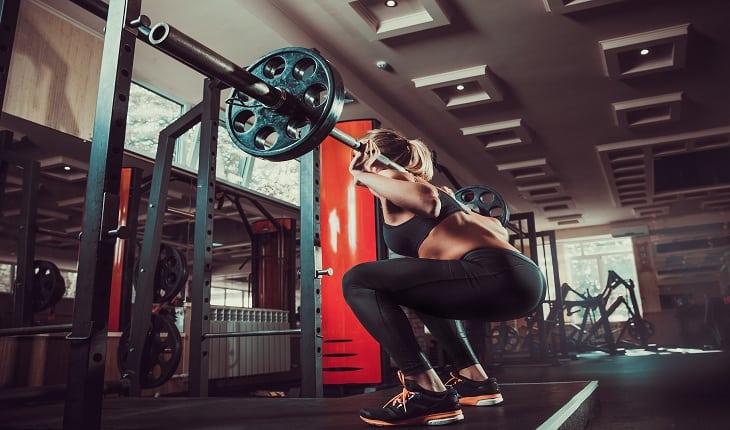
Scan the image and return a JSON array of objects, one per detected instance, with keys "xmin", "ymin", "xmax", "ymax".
[
  {"xmin": 2, "ymin": 0, "xmax": 730, "ymax": 284},
  {"xmin": 41, "ymin": 0, "xmax": 730, "ymax": 231}
]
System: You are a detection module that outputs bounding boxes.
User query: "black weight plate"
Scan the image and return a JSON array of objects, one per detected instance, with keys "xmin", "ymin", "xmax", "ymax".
[
  {"xmin": 117, "ymin": 312, "xmax": 182, "ymax": 389},
  {"xmin": 134, "ymin": 245, "xmax": 189, "ymax": 304},
  {"xmin": 154, "ymin": 245, "xmax": 188, "ymax": 303},
  {"xmin": 627, "ymin": 317, "xmax": 655, "ymax": 340},
  {"xmin": 454, "ymin": 185, "xmax": 510, "ymax": 226},
  {"xmin": 32, "ymin": 260, "xmax": 66, "ymax": 312},
  {"xmin": 491, "ymin": 325, "xmax": 520, "ymax": 352},
  {"xmin": 226, "ymin": 47, "xmax": 345, "ymax": 161}
]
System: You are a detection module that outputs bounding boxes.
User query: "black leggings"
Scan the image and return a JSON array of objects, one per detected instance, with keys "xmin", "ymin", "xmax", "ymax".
[{"xmin": 342, "ymin": 247, "xmax": 546, "ymax": 376}]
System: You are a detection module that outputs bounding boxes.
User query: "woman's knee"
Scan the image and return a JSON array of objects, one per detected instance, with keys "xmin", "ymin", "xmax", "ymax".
[{"xmin": 341, "ymin": 263, "xmax": 370, "ymax": 303}]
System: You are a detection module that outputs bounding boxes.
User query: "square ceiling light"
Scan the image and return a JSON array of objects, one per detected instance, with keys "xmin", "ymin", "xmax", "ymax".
[
  {"xmin": 347, "ymin": 0, "xmax": 451, "ymax": 40},
  {"xmin": 632, "ymin": 204, "xmax": 670, "ymax": 218},
  {"xmin": 496, "ymin": 158, "xmax": 554, "ymax": 182},
  {"xmin": 39, "ymin": 156, "xmax": 88, "ymax": 182},
  {"xmin": 461, "ymin": 119, "xmax": 532, "ymax": 150},
  {"xmin": 536, "ymin": 196, "xmax": 577, "ymax": 213},
  {"xmin": 542, "ymin": 0, "xmax": 626, "ymax": 14},
  {"xmin": 516, "ymin": 179, "xmax": 566, "ymax": 201},
  {"xmin": 599, "ymin": 24, "xmax": 690, "ymax": 79},
  {"xmin": 547, "ymin": 213, "xmax": 583, "ymax": 225},
  {"xmin": 412, "ymin": 65, "xmax": 502, "ymax": 110},
  {"xmin": 612, "ymin": 92, "xmax": 683, "ymax": 128}
]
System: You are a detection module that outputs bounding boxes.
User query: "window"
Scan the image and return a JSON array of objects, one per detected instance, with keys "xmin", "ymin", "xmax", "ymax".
[
  {"xmin": 211, "ymin": 285, "xmax": 251, "ymax": 308},
  {"xmin": 125, "ymin": 81, "xmax": 300, "ymax": 205},
  {"xmin": 0, "ymin": 262, "xmax": 13, "ymax": 293},
  {"xmin": 559, "ymin": 235, "xmax": 641, "ymax": 323},
  {"xmin": 125, "ymin": 82, "xmax": 184, "ymax": 158},
  {"xmin": 245, "ymin": 157, "xmax": 300, "ymax": 205},
  {"xmin": 176, "ymin": 123, "xmax": 300, "ymax": 204},
  {"xmin": 60, "ymin": 270, "xmax": 78, "ymax": 298}
]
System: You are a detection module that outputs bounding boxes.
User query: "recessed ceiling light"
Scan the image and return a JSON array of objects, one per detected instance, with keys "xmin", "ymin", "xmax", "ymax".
[
  {"xmin": 456, "ymin": 84, "xmax": 465, "ymax": 91},
  {"xmin": 63, "ymin": 166, "xmax": 71, "ymax": 171},
  {"xmin": 640, "ymin": 48, "xmax": 650, "ymax": 56},
  {"xmin": 385, "ymin": 0, "xmax": 398, "ymax": 7}
]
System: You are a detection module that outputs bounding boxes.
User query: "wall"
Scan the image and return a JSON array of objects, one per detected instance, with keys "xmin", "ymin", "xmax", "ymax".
[{"xmin": 4, "ymin": 0, "xmax": 101, "ymax": 140}]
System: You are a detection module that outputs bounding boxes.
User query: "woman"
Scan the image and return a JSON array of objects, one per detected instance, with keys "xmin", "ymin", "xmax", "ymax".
[{"xmin": 342, "ymin": 129, "xmax": 545, "ymax": 427}]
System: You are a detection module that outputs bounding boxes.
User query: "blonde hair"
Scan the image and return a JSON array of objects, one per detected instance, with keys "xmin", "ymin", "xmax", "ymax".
[{"xmin": 357, "ymin": 129, "xmax": 434, "ymax": 180}]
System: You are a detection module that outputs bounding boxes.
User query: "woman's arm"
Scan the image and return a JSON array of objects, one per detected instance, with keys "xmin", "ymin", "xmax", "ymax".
[{"xmin": 350, "ymin": 168, "xmax": 441, "ymax": 218}]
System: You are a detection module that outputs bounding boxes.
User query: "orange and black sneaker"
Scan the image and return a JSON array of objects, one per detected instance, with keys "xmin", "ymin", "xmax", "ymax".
[
  {"xmin": 359, "ymin": 371, "xmax": 464, "ymax": 427},
  {"xmin": 445, "ymin": 372, "xmax": 504, "ymax": 407}
]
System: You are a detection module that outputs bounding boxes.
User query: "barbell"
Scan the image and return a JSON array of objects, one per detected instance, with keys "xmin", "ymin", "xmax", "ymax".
[{"xmin": 146, "ymin": 23, "xmax": 509, "ymax": 223}]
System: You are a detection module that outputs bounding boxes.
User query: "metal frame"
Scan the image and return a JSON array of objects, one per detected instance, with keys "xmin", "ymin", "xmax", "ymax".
[
  {"xmin": 188, "ymin": 78, "xmax": 220, "ymax": 396},
  {"xmin": 62, "ymin": 0, "xmax": 140, "ymax": 428},
  {"xmin": 299, "ymin": 149, "xmax": 324, "ymax": 397},
  {"xmin": 1, "ymin": 1, "xmax": 326, "ymax": 424},
  {"xmin": 126, "ymin": 98, "xmax": 208, "ymax": 395},
  {"xmin": 7, "ymin": 151, "xmax": 40, "ymax": 327},
  {"xmin": 536, "ymin": 230, "xmax": 570, "ymax": 358}
]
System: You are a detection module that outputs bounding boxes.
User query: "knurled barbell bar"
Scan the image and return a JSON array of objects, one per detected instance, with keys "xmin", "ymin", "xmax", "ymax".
[
  {"xmin": 147, "ymin": 22, "xmax": 405, "ymax": 172},
  {"xmin": 146, "ymin": 22, "xmax": 509, "ymax": 223}
]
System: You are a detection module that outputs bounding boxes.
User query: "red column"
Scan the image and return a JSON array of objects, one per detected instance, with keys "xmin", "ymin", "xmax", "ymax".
[
  {"xmin": 108, "ymin": 167, "xmax": 131, "ymax": 332},
  {"xmin": 320, "ymin": 120, "xmax": 382, "ymax": 384}
]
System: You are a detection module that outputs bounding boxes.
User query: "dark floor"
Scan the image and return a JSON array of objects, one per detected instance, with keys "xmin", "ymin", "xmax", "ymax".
[
  {"xmin": 488, "ymin": 348, "xmax": 730, "ymax": 429},
  {"xmin": 2, "ymin": 380, "xmax": 595, "ymax": 430},
  {"xmin": 2, "ymin": 348, "xmax": 728, "ymax": 429}
]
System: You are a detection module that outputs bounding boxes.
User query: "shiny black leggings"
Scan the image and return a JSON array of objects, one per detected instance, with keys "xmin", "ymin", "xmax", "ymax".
[{"xmin": 342, "ymin": 248, "xmax": 546, "ymax": 376}]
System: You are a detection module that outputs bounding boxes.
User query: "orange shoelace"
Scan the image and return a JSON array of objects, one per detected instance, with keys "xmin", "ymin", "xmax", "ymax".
[
  {"xmin": 383, "ymin": 371, "xmax": 415, "ymax": 413},
  {"xmin": 444, "ymin": 372, "xmax": 462, "ymax": 387}
]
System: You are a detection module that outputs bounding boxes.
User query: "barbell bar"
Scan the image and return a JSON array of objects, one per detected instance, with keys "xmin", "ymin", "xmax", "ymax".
[
  {"xmin": 144, "ymin": 21, "xmax": 509, "ymax": 223},
  {"xmin": 147, "ymin": 22, "xmax": 406, "ymax": 173}
]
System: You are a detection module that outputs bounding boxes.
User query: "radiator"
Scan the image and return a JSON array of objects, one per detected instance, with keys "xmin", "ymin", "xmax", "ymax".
[{"xmin": 208, "ymin": 307, "xmax": 291, "ymax": 378}]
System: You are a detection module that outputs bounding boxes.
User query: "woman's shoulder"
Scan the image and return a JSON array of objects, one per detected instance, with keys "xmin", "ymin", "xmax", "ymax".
[{"xmin": 377, "ymin": 169, "xmax": 413, "ymax": 181}]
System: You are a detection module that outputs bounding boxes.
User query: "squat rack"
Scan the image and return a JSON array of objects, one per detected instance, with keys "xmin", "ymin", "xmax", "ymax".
[{"xmin": 0, "ymin": 1, "xmax": 325, "ymax": 429}]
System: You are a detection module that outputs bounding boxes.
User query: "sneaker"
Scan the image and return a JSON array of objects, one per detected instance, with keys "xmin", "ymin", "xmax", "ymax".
[
  {"xmin": 445, "ymin": 372, "xmax": 504, "ymax": 406},
  {"xmin": 359, "ymin": 371, "xmax": 464, "ymax": 427}
]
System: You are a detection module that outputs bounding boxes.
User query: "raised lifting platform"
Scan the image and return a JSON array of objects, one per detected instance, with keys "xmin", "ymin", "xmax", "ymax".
[{"xmin": 2, "ymin": 381, "xmax": 598, "ymax": 429}]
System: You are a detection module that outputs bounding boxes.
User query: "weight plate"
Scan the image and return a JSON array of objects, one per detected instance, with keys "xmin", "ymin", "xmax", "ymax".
[
  {"xmin": 32, "ymin": 260, "xmax": 66, "ymax": 312},
  {"xmin": 627, "ymin": 317, "xmax": 655, "ymax": 341},
  {"xmin": 117, "ymin": 312, "xmax": 182, "ymax": 389},
  {"xmin": 454, "ymin": 185, "xmax": 510, "ymax": 226},
  {"xmin": 225, "ymin": 47, "xmax": 345, "ymax": 161},
  {"xmin": 491, "ymin": 324, "xmax": 520, "ymax": 353},
  {"xmin": 134, "ymin": 244, "xmax": 188, "ymax": 304},
  {"xmin": 154, "ymin": 245, "xmax": 188, "ymax": 303}
]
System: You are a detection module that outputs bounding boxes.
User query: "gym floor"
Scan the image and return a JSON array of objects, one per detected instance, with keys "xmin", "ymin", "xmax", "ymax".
[
  {"xmin": 489, "ymin": 348, "xmax": 730, "ymax": 429},
  {"xmin": 2, "ymin": 348, "xmax": 728, "ymax": 429}
]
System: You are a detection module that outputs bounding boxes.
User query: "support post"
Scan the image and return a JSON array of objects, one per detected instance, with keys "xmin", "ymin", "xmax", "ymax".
[
  {"xmin": 12, "ymin": 156, "xmax": 39, "ymax": 327},
  {"xmin": 62, "ymin": 0, "xmax": 140, "ymax": 428},
  {"xmin": 299, "ymin": 149, "xmax": 323, "ymax": 397},
  {"xmin": 188, "ymin": 79, "xmax": 220, "ymax": 397}
]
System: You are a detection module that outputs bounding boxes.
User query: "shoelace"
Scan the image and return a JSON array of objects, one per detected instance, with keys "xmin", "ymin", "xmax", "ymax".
[
  {"xmin": 444, "ymin": 372, "xmax": 462, "ymax": 387},
  {"xmin": 383, "ymin": 370, "xmax": 415, "ymax": 413}
]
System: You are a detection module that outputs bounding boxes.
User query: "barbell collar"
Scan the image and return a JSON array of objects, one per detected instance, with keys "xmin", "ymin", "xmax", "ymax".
[{"xmin": 147, "ymin": 22, "xmax": 285, "ymax": 108}]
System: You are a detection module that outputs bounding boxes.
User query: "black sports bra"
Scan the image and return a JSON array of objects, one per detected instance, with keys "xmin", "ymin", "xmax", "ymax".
[{"xmin": 382, "ymin": 190, "xmax": 466, "ymax": 257}]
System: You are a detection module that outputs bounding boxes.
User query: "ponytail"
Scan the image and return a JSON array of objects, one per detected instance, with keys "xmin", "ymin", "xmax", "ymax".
[{"xmin": 357, "ymin": 129, "xmax": 434, "ymax": 180}]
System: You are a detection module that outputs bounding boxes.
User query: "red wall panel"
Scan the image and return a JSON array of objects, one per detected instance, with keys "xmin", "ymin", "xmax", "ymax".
[
  {"xmin": 108, "ymin": 167, "xmax": 131, "ymax": 332},
  {"xmin": 320, "ymin": 120, "xmax": 382, "ymax": 384}
]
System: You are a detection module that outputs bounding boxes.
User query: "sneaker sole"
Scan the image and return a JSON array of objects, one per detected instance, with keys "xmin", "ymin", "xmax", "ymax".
[
  {"xmin": 360, "ymin": 410, "xmax": 465, "ymax": 426},
  {"xmin": 459, "ymin": 394, "xmax": 504, "ymax": 406}
]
